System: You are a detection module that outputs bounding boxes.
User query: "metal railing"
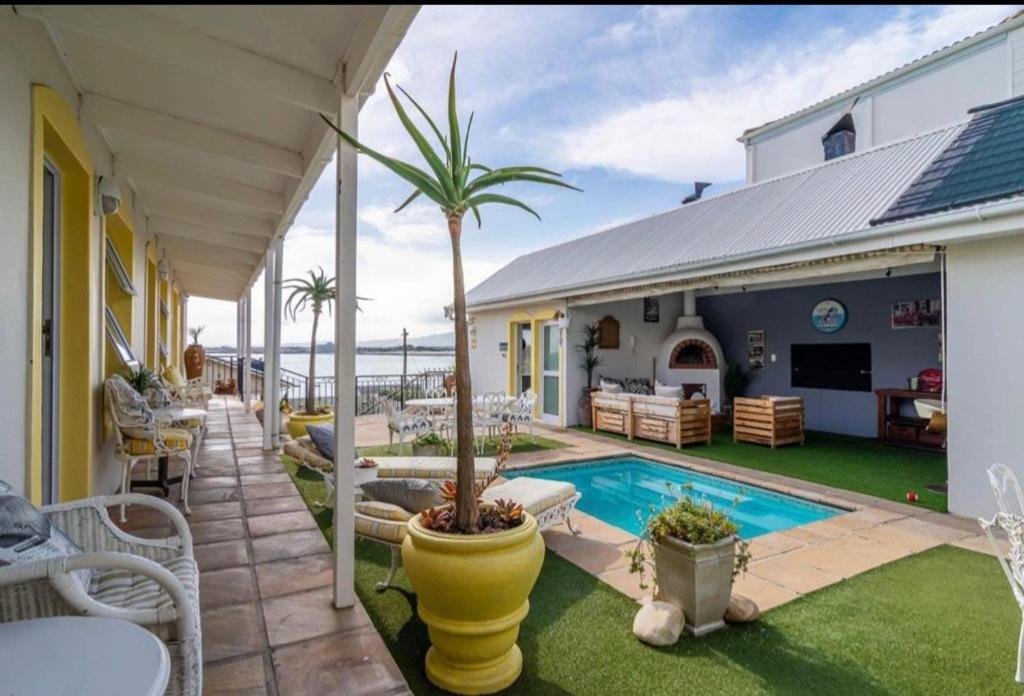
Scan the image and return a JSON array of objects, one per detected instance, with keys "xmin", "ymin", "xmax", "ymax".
[{"xmin": 204, "ymin": 353, "xmax": 448, "ymax": 416}]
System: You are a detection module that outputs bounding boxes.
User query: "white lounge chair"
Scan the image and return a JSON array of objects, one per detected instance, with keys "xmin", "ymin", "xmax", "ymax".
[{"xmin": 981, "ymin": 463, "xmax": 1024, "ymax": 683}]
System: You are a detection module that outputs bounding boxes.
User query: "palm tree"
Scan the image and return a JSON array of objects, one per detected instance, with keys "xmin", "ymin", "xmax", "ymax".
[
  {"xmin": 282, "ymin": 268, "xmax": 336, "ymax": 415},
  {"xmin": 320, "ymin": 55, "xmax": 580, "ymax": 533}
]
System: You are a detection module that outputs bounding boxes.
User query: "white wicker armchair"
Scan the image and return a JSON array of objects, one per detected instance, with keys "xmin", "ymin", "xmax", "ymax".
[{"xmin": 0, "ymin": 493, "xmax": 201, "ymax": 695}]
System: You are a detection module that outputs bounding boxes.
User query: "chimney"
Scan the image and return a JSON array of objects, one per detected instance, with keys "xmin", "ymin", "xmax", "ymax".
[
  {"xmin": 682, "ymin": 182, "xmax": 711, "ymax": 205},
  {"xmin": 822, "ymin": 113, "xmax": 856, "ymax": 161}
]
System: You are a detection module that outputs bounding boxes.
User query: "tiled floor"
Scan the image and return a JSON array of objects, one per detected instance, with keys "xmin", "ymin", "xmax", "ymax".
[{"xmin": 117, "ymin": 398, "xmax": 410, "ymax": 696}]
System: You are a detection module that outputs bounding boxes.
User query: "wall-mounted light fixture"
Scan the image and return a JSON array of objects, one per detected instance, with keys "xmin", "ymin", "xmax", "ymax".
[
  {"xmin": 554, "ymin": 310, "xmax": 571, "ymax": 330},
  {"xmin": 96, "ymin": 176, "xmax": 121, "ymax": 216}
]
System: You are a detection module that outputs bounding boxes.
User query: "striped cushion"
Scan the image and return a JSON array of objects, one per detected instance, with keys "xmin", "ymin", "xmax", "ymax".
[
  {"xmin": 124, "ymin": 428, "xmax": 192, "ymax": 455},
  {"xmin": 481, "ymin": 477, "xmax": 577, "ymax": 516},
  {"xmin": 172, "ymin": 417, "xmax": 203, "ymax": 429},
  {"xmin": 89, "ymin": 556, "xmax": 198, "ymax": 613},
  {"xmin": 354, "ymin": 514, "xmax": 408, "ymax": 544},
  {"xmin": 355, "ymin": 501, "xmax": 414, "ymax": 522},
  {"xmin": 376, "ymin": 457, "xmax": 497, "ymax": 481}
]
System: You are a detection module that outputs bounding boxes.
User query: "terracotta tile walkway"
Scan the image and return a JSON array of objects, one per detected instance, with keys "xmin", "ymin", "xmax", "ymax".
[
  {"xmin": 118, "ymin": 398, "xmax": 411, "ymax": 696},
  {"xmin": 355, "ymin": 414, "xmax": 1001, "ymax": 611}
]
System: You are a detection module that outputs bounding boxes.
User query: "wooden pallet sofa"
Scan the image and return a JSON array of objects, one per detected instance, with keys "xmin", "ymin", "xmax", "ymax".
[{"xmin": 591, "ymin": 391, "xmax": 712, "ymax": 448}]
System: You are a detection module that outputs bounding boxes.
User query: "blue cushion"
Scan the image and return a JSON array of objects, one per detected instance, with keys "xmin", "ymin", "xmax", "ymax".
[{"xmin": 306, "ymin": 423, "xmax": 335, "ymax": 462}]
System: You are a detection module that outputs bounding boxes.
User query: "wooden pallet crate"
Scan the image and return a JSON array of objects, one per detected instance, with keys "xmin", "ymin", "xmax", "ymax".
[
  {"xmin": 733, "ymin": 396, "xmax": 805, "ymax": 448},
  {"xmin": 591, "ymin": 392, "xmax": 711, "ymax": 448}
]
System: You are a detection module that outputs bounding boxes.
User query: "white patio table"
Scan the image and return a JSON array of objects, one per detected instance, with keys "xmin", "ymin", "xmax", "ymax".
[
  {"xmin": 405, "ymin": 395, "xmax": 515, "ymax": 409},
  {"xmin": 0, "ymin": 616, "xmax": 170, "ymax": 696}
]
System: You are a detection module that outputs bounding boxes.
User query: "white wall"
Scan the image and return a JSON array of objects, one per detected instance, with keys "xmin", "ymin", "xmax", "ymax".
[
  {"xmin": 0, "ymin": 8, "xmax": 155, "ymax": 496},
  {"xmin": 747, "ymin": 36, "xmax": 1011, "ymax": 183},
  {"xmin": 947, "ymin": 234, "xmax": 1024, "ymax": 519}
]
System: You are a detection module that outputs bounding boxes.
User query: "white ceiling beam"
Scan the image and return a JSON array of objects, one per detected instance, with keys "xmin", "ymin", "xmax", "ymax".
[
  {"xmin": 116, "ymin": 154, "xmax": 285, "ymax": 214},
  {"xmin": 83, "ymin": 93, "xmax": 305, "ymax": 179},
  {"xmin": 342, "ymin": 6, "xmax": 417, "ymax": 96},
  {"xmin": 175, "ymin": 268, "xmax": 251, "ymax": 288},
  {"xmin": 15, "ymin": 5, "xmax": 339, "ymax": 115},
  {"xmin": 150, "ymin": 217, "xmax": 268, "ymax": 255},
  {"xmin": 176, "ymin": 273, "xmax": 249, "ymax": 293},
  {"xmin": 137, "ymin": 188, "xmax": 275, "ymax": 238},
  {"xmin": 160, "ymin": 236, "xmax": 262, "ymax": 268}
]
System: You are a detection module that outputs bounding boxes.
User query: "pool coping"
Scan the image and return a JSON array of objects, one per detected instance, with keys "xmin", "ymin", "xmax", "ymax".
[{"xmin": 508, "ymin": 426, "xmax": 988, "ymax": 614}]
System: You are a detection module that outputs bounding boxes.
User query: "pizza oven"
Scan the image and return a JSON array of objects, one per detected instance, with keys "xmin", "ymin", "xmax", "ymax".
[{"xmin": 657, "ymin": 291, "xmax": 725, "ymax": 412}]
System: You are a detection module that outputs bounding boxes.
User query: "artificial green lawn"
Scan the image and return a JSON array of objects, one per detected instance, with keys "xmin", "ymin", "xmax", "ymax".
[
  {"xmin": 357, "ymin": 433, "xmax": 568, "ymax": 459},
  {"xmin": 283, "ymin": 456, "xmax": 1014, "ymax": 695},
  {"xmin": 573, "ymin": 428, "xmax": 949, "ymax": 513}
]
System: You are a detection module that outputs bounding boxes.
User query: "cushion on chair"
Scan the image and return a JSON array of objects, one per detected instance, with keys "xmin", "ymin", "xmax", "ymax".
[
  {"xmin": 481, "ymin": 477, "xmax": 577, "ymax": 517},
  {"xmin": 172, "ymin": 417, "xmax": 203, "ymax": 429},
  {"xmin": 163, "ymin": 366, "xmax": 186, "ymax": 387},
  {"xmin": 124, "ymin": 428, "xmax": 193, "ymax": 456},
  {"xmin": 361, "ymin": 479, "xmax": 440, "ymax": 513},
  {"xmin": 375, "ymin": 457, "xmax": 497, "ymax": 481},
  {"xmin": 0, "ymin": 490, "xmax": 93, "ymax": 589},
  {"xmin": 654, "ymin": 383, "xmax": 683, "ymax": 399},
  {"xmin": 355, "ymin": 500, "xmax": 415, "ymax": 522},
  {"xmin": 599, "ymin": 379, "xmax": 623, "ymax": 394},
  {"xmin": 306, "ymin": 423, "xmax": 336, "ymax": 462},
  {"xmin": 89, "ymin": 555, "xmax": 198, "ymax": 613},
  {"xmin": 354, "ymin": 514, "xmax": 408, "ymax": 544}
]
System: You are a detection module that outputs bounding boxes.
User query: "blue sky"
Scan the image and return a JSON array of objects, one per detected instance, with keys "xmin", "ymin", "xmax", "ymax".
[{"xmin": 190, "ymin": 4, "xmax": 1016, "ymax": 346}]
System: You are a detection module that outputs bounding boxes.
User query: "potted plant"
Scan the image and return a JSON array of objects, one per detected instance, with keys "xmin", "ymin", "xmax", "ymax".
[
  {"xmin": 411, "ymin": 431, "xmax": 447, "ymax": 457},
  {"xmin": 184, "ymin": 326, "xmax": 206, "ymax": 380},
  {"xmin": 322, "ymin": 55, "xmax": 579, "ymax": 694},
  {"xmin": 575, "ymin": 321, "xmax": 602, "ymax": 427},
  {"xmin": 627, "ymin": 486, "xmax": 750, "ymax": 636},
  {"xmin": 723, "ymin": 363, "xmax": 751, "ymax": 422},
  {"xmin": 123, "ymin": 365, "xmax": 159, "ymax": 396},
  {"xmin": 281, "ymin": 268, "xmax": 341, "ymax": 438}
]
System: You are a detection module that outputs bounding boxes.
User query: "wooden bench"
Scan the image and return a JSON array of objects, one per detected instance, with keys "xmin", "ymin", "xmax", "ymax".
[
  {"xmin": 733, "ymin": 396, "xmax": 805, "ymax": 448},
  {"xmin": 591, "ymin": 392, "xmax": 712, "ymax": 448}
]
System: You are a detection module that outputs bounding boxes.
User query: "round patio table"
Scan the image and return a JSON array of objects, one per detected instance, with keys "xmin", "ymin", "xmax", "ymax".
[
  {"xmin": 139, "ymin": 405, "xmax": 208, "ymax": 496},
  {"xmin": 0, "ymin": 616, "xmax": 169, "ymax": 696}
]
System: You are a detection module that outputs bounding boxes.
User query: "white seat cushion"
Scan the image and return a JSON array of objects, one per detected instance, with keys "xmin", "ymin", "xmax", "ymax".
[
  {"xmin": 89, "ymin": 556, "xmax": 198, "ymax": 613},
  {"xmin": 481, "ymin": 477, "xmax": 577, "ymax": 517}
]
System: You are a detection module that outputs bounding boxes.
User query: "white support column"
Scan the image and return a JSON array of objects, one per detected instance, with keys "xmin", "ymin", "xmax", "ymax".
[
  {"xmin": 244, "ymin": 286, "xmax": 253, "ymax": 412},
  {"xmin": 333, "ymin": 89, "xmax": 358, "ymax": 609},
  {"xmin": 236, "ymin": 299, "xmax": 244, "ymax": 396},
  {"xmin": 272, "ymin": 237, "xmax": 284, "ymax": 446},
  {"xmin": 262, "ymin": 246, "xmax": 277, "ymax": 451}
]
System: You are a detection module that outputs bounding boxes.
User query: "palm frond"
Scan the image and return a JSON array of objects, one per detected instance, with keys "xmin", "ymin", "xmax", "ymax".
[
  {"xmin": 382, "ymin": 74, "xmax": 456, "ymax": 198},
  {"xmin": 447, "ymin": 53, "xmax": 462, "ymax": 185},
  {"xmin": 464, "ymin": 193, "xmax": 541, "ymax": 220}
]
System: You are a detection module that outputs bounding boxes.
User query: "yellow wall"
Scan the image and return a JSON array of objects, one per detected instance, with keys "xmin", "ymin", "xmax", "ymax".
[
  {"xmin": 506, "ymin": 309, "xmax": 563, "ymax": 422},
  {"xmin": 29, "ymin": 86, "xmax": 95, "ymax": 503}
]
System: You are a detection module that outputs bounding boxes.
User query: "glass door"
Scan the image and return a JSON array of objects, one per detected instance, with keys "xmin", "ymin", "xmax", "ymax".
[
  {"xmin": 540, "ymin": 321, "xmax": 560, "ymax": 422},
  {"xmin": 515, "ymin": 323, "xmax": 531, "ymax": 396},
  {"xmin": 41, "ymin": 160, "xmax": 60, "ymax": 504}
]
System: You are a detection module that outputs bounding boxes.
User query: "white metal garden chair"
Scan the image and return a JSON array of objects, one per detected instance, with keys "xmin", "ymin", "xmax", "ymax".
[
  {"xmin": 981, "ymin": 463, "xmax": 1024, "ymax": 683},
  {"xmin": 0, "ymin": 486, "xmax": 202, "ymax": 695},
  {"xmin": 105, "ymin": 375, "xmax": 194, "ymax": 520},
  {"xmin": 501, "ymin": 389, "xmax": 538, "ymax": 444},
  {"xmin": 473, "ymin": 392, "xmax": 507, "ymax": 454},
  {"xmin": 381, "ymin": 397, "xmax": 433, "ymax": 454}
]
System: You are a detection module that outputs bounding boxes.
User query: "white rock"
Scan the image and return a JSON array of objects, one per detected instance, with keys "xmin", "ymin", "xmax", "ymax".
[
  {"xmin": 724, "ymin": 594, "xmax": 760, "ymax": 623},
  {"xmin": 632, "ymin": 599, "xmax": 685, "ymax": 646}
]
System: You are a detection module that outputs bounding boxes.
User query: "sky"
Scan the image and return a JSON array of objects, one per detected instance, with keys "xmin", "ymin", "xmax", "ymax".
[{"xmin": 188, "ymin": 4, "xmax": 1016, "ymax": 348}]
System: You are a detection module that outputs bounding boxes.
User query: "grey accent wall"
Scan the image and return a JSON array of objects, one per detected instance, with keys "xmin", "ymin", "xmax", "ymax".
[{"xmin": 698, "ymin": 273, "xmax": 941, "ymax": 437}]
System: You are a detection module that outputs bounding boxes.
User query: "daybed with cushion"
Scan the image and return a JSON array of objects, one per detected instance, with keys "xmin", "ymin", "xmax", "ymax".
[
  {"xmin": 591, "ymin": 390, "xmax": 712, "ymax": 448},
  {"xmin": 0, "ymin": 486, "xmax": 201, "ymax": 695},
  {"xmin": 356, "ymin": 476, "xmax": 581, "ymax": 591}
]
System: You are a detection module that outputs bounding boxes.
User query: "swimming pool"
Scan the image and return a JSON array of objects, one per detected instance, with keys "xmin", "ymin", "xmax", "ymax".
[{"xmin": 508, "ymin": 457, "xmax": 841, "ymax": 539}]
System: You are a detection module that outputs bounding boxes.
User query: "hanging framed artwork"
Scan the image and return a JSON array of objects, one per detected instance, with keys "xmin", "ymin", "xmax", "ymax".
[
  {"xmin": 747, "ymin": 329, "xmax": 766, "ymax": 369},
  {"xmin": 891, "ymin": 299, "xmax": 941, "ymax": 329},
  {"xmin": 643, "ymin": 297, "xmax": 660, "ymax": 323}
]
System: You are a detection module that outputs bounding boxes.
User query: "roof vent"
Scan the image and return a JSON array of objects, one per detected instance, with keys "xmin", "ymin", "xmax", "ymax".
[
  {"xmin": 682, "ymin": 182, "xmax": 711, "ymax": 205},
  {"xmin": 822, "ymin": 113, "xmax": 856, "ymax": 161}
]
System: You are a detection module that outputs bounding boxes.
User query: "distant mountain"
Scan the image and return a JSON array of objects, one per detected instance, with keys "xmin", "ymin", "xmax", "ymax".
[
  {"xmin": 358, "ymin": 332, "xmax": 455, "ymax": 350},
  {"xmin": 211, "ymin": 332, "xmax": 456, "ymax": 355}
]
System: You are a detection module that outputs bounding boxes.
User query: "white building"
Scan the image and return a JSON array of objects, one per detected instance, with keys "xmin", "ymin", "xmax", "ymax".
[{"xmin": 466, "ymin": 12, "xmax": 1024, "ymax": 520}]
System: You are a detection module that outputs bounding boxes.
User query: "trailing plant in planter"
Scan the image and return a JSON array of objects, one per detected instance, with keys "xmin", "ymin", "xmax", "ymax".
[
  {"xmin": 411, "ymin": 431, "xmax": 448, "ymax": 457},
  {"xmin": 627, "ymin": 484, "xmax": 750, "ymax": 636},
  {"xmin": 575, "ymin": 321, "xmax": 602, "ymax": 426}
]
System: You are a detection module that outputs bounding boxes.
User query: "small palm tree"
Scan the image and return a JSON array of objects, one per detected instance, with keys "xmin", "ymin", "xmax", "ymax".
[
  {"xmin": 188, "ymin": 326, "xmax": 205, "ymax": 345},
  {"xmin": 321, "ymin": 55, "xmax": 580, "ymax": 533},
  {"xmin": 283, "ymin": 268, "xmax": 336, "ymax": 415}
]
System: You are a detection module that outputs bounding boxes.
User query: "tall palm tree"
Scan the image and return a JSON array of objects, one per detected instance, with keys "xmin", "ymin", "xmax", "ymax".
[
  {"xmin": 321, "ymin": 55, "xmax": 580, "ymax": 533},
  {"xmin": 283, "ymin": 268, "xmax": 336, "ymax": 415}
]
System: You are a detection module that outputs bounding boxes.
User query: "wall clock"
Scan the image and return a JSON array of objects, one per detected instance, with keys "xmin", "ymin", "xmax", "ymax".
[{"xmin": 810, "ymin": 299, "xmax": 847, "ymax": 334}]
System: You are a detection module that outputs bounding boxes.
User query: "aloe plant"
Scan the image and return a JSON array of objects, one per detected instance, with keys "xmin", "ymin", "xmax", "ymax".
[
  {"xmin": 124, "ymin": 365, "xmax": 159, "ymax": 396},
  {"xmin": 320, "ymin": 56, "xmax": 580, "ymax": 532},
  {"xmin": 188, "ymin": 326, "xmax": 205, "ymax": 345}
]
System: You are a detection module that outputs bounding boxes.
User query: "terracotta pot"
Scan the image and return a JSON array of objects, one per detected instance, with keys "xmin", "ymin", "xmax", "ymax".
[
  {"xmin": 183, "ymin": 343, "xmax": 206, "ymax": 380},
  {"xmin": 654, "ymin": 535, "xmax": 735, "ymax": 636},
  {"xmin": 577, "ymin": 387, "xmax": 597, "ymax": 427},
  {"xmin": 402, "ymin": 512, "xmax": 544, "ymax": 694}
]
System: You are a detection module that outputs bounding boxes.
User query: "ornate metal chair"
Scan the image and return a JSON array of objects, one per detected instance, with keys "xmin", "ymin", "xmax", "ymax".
[
  {"xmin": 501, "ymin": 389, "xmax": 538, "ymax": 444},
  {"xmin": 381, "ymin": 397, "xmax": 433, "ymax": 454}
]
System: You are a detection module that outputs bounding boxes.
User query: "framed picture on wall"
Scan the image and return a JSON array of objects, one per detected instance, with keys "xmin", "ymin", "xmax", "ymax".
[
  {"xmin": 747, "ymin": 330, "xmax": 765, "ymax": 345},
  {"xmin": 643, "ymin": 297, "xmax": 660, "ymax": 323},
  {"xmin": 747, "ymin": 329, "xmax": 766, "ymax": 369},
  {"xmin": 892, "ymin": 299, "xmax": 941, "ymax": 329}
]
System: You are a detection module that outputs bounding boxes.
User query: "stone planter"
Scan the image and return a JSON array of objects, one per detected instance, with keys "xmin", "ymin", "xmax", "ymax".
[
  {"xmin": 402, "ymin": 512, "xmax": 544, "ymax": 694},
  {"xmin": 577, "ymin": 387, "xmax": 598, "ymax": 428},
  {"xmin": 653, "ymin": 534, "xmax": 736, "ymax": 636}
]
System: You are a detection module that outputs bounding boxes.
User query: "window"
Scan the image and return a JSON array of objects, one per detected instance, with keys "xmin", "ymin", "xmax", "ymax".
[
  {"xmin": 105, "ymin": 306, "xmax": 139, "ymax": 369},
  {"xmin": 104, "ymin": 238, "xmax": 137, "ymax": 296}
]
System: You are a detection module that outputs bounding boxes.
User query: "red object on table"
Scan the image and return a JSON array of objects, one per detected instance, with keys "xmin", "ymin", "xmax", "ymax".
[{"xmin": 917, "ymin": 368, "xmax": 943, "ymax": 393}]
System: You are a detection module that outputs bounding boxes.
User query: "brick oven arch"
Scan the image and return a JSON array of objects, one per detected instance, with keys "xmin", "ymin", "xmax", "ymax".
[{"xmin": 668, "ymin": 339, "xmax": 718, "ymax": 369}]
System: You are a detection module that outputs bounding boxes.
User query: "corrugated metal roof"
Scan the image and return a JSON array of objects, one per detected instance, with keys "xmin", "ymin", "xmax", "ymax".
[
  {"xmin": 872, "ymin": 95, "xmax": 1024, "ymax": 224},
  {"xmin": 466, "ymin": 122, "xmax": 965, "ymax": 308}
]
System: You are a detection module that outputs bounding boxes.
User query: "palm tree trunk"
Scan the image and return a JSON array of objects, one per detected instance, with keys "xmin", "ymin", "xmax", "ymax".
[
  {"xmin": 449, "ymin": 215, "xmax": 478, "ymax": 533},
  {"xmin": 307, "ymin": 310, "xmax": 319, "ymax": 414}
]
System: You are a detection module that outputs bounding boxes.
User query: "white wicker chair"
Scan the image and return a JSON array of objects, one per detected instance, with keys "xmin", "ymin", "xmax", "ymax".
[
  {"xmin": 501, "ymin": 389, "xmax": 538, "ymax": 444},
  {"xmin": 0, "ymin": 492, "xmax": 202, "ymax": 695},
  {"xmin": 381, "ymin": 397, "xmax": 433, "ymax": 454},
  {"xmin": 106, "ymin": 375, "xmax": 194, "ymax": 520},
  {"xmin": 981, "ymin": 463, "xmax": 1024, "ymax": 683}
]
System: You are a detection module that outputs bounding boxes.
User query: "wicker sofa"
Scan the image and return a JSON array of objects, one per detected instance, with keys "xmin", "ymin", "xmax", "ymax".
[{"xmin": 591, "ymin": 391, "xmax": 712, "ymax": 448}]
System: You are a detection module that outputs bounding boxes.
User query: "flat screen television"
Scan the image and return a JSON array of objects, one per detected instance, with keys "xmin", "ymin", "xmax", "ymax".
[{"xmin": 791, "ymin": 343, "xmax": 872, "ymax": 392}]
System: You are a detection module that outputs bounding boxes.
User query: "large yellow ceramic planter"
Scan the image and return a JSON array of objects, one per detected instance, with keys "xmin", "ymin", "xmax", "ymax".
[
  {"xmin": 284, "ymin": 411, "xmax": 333, "ymax": 439},
  {"xmin": 402, "ymin": 512, "xmax": 544, "ymax": 694}
]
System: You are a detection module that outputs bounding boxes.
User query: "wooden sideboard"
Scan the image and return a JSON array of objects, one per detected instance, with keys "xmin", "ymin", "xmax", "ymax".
[{"xmin": 875, "ymin": 388, "xmax": 945, "ymax": 452}]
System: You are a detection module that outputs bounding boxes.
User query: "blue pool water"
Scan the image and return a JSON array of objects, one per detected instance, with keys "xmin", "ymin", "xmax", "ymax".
[{"xmin": 508, "ymin": 457, "xmax": 841, "ymax": 539}]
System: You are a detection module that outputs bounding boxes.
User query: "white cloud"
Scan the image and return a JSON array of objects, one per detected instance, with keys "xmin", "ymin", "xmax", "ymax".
[{"xmin": 558, "ymin": 5, "xmax": 1015, "ymax": 183}]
